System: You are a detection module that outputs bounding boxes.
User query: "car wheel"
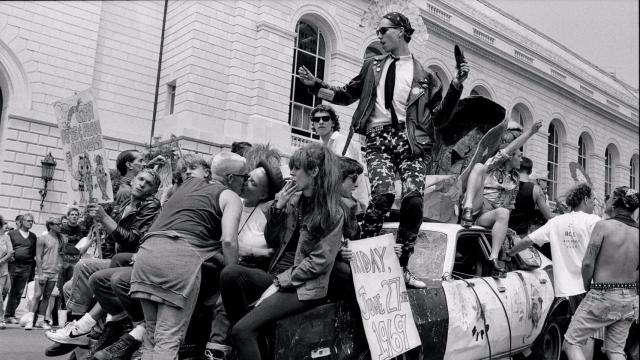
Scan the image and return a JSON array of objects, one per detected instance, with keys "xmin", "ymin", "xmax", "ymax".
[{"xmin": 529, "ymin": 319, "xmax": 563, "ymax": 360}]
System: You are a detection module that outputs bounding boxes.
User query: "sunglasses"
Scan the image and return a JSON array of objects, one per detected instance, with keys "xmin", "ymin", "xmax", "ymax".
[
  {"xmin": 230, "ymin": 174, "xmax": 250, "ymax": 181},
  {"xmin": 311, "ymin": 115, "xmax": 332, "ymax": 123},
  {"xmin": 51, "ymin": 223, "xmax": 62, "ymax": 226},
  {"xmin": 346, "ymin": 174, "xmax": 359, "ymax": 182},
  {"xmin": 376, "ymin": 26, "xmax": 402, "ymax": 36}
]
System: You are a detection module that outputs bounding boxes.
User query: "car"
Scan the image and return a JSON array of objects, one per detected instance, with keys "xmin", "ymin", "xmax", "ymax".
[{"xmin": 269, "ymin": 221, "xmax": 574, "ymax": 360}]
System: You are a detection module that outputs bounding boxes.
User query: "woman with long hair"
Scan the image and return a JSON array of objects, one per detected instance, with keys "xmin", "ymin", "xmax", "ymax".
[{"xmin": 229, "ymin": 142, "xmax": 345, "ymax": 360}]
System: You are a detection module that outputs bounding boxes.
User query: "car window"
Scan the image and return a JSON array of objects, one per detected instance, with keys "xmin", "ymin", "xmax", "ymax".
[
  {"xmin": 453, "ymin": 233, "xmax": 492, "ymax": 279},
  {"xmin": 381, "ymin": 229, "xmax": 448, "ymax": 280}
]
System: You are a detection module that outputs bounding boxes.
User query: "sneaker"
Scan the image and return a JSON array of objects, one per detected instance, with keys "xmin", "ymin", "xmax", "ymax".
[
  {"xmin": 460, "ymin": 207, "xmax": 474, "ymax": 228},
  {"xmin": 45, "ymin": 320, "xmax": 91, "ymax": 346},
  {"xmin": 44, "ymin": 342, "xmax": 78, "ymax": 357},
  {"xmin": 0, "ymin": 321, "xmax": 6, "ymax": 329},
  {"xmin": 204, "ymin": 343, "xmax": 232, "ymax": 360},
  {"xmin": 36, "ymin": 320, "xmax": 52, "ymax": 330},
  {"xmin": 5, "ymin": 316, "xmax": 19, "ymax": 324},
  {"xmin": 25, "ymin": 321, "xmax": 33, "ymax": 331},
  {"xmin": 403, "ymin": 268, "xmax": 426, "ymax": 289},
  {"xmin": 93, "ymin": 334, "xmax": 141, "ymax": 360}
]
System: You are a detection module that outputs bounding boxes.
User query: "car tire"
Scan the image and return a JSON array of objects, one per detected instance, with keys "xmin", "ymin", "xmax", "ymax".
[{"xmin": 528, "ymin": 319, "xmax": 564, "ymax": 360}]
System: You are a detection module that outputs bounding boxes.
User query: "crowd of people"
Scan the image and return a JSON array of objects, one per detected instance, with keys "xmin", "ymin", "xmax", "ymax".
[{"xmin": 0, "ymin": 11, "xmax": 637, "ymax": 360}]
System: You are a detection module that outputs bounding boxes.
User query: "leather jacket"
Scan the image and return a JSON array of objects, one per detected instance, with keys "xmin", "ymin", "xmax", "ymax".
[
  {"xmin": 266, "ymin": 193, "xmax": 344, "ymax": 301},
  {"xmin": 102, "ymin": 194, "xmax": 161, "ymax": 259},
  {"xmin": 311, "ymin": 53, "xmax": 462, "ymax": 156}
]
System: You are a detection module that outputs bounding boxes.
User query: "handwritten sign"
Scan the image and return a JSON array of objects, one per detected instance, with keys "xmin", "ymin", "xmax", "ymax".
[
  {"xmin": 52, "ymin": 90, "xmax": 113, "ymax": 206},
  {"xmin": 349, "ymin": 234, "xmax": 421, "ymax": 360}
]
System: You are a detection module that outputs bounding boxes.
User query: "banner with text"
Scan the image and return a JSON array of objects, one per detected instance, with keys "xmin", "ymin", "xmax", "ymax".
[
  {"xmin": 350, "ymin": 234, "xmax": 421, "ymax": 360},
  {"xmin": 52, "ymin": 90, "xmax": 114, "ymax": 206}
]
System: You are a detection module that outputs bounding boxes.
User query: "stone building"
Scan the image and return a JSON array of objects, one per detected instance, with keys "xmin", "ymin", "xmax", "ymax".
[{"xmin": 0, "ymin": 0, "xmax": 638, "ymax": 228}]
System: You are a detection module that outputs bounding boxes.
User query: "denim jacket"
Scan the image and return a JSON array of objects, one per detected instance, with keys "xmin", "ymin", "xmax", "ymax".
[{"xmin": 266, "ymin": 193, "xmax": 344, "ymax": 301}]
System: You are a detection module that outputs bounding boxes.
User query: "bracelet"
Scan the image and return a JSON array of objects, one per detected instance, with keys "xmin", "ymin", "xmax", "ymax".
[
  {"xmin": 271, "ymin": 202, "xmax": 284, "ymax": 216},
  {"xmin": 273, "ymin": 277, "xmax": 281, "ymax": 288}
]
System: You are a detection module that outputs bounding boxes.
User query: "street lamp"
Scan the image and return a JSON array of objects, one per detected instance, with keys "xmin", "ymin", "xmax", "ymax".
[{"xmin": 39, "ymin": 152, "xmax": 57, "ymax": 210}]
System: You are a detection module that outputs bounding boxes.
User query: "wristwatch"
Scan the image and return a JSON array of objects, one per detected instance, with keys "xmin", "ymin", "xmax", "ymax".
[{"xmin": 273, "ymin": 277, "xmax": 281, "ymax": 289}]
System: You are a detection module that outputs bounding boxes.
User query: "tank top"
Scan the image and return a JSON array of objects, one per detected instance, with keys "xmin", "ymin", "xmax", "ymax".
[
  {"xmin": 508, "ymin": 181, "xmax": 536, "ymax": 234},
  {"xmin": 149, "ymin": 177, "xmax": 225, "ymax": 247}
]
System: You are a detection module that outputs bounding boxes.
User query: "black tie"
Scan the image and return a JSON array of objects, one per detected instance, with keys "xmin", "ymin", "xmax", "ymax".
[{"xmin": 384, "ymin": 57, "xmax": 399, "ymax": 128}]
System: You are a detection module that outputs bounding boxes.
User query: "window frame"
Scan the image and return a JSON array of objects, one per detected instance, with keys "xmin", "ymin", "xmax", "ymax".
[{"xmin": 547, "ymin": 124, "xmax": 560, "ymax": 200}]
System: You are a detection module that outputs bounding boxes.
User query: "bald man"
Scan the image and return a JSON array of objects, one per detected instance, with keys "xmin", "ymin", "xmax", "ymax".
[{"xmin": 211, "ymin": 151, "xmax": 249, "ymax": 194}]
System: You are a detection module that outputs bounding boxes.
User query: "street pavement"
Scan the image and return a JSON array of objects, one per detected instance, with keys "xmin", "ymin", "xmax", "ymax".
[{"xmin": 0, "ymin": 323, "xmax": 69, "ymax": 360}]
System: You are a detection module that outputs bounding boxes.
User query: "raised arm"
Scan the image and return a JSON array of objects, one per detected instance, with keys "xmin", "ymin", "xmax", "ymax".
[
  {"xmin": 503, "ymin": 120, "xmax": 543, "ymax": 156},
  {"xmin": 533, "ymin": 185, "xmax": 555, "ymax": 220},
  {"xmin": 582, "ymin": 220, "xmax": 605, "ymax": 290},
  {"xmin": 298, "ymin": 62, "xmax": 369, "ymax": 106}
]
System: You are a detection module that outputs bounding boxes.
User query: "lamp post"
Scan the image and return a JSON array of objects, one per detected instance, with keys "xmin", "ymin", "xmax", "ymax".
[{"xmin": 39, "ymin": 152, "xmax": 57, "ymax": 210}]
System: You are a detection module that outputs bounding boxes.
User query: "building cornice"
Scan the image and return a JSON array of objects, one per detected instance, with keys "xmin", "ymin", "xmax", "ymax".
[
  {"xmin": 420, "ymin": 12, "xmax": 638, "ymax": 132},
  {"xmin": 424, "ymin": 1, "xmax": 638, "ymax": 109}
]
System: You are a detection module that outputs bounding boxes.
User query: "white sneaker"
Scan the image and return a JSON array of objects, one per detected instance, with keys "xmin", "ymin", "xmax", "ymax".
[
  {"xmin": 0, "ymin": 321, "xmax": 6, "ymax": 329},
  {"xmin": 45, "ymin": 320, "xmax": 90, "ymax": 346},
  {"xmin": 35, "ymin": 320, "xmax": 52, "ymax": 330},
  {"xmin": 24, "ymin": 321, "xmax": 33, "ymax": 331},
  {"xmin": 403, "ymin": 268, "xmax": 426, "ymax": 289}
]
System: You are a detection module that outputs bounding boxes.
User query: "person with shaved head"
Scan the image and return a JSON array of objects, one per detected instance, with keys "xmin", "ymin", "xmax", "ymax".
[{"xmin": 128, "ymin": 151, "xmax": 245, "ymax": 359}]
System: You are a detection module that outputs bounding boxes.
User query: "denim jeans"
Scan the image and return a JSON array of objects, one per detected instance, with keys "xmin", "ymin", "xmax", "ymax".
[
  {"xmin": 565, "ymin": 288, "xmax": 639, "ymax": 357},
  {"xmin": 66, "ymin": 258, "xmax": 110, "ymax": 315},
  {"xmin": 208, "ymin": 296, "xmax": 230, "ymax": 345}
]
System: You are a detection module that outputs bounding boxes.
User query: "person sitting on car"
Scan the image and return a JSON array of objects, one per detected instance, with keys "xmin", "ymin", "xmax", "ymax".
[
  {"xmin": 228, "ymin": 143, "xmax": 345, "ymax": 360},
  {"xmin": 460, "ymin": 120, "xmax": 542, "ymax": 275}
]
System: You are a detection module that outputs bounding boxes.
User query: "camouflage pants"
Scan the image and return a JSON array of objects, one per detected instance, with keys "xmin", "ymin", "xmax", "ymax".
[{"xmin": 362, "ymin": 125, "xmax": 431, "ymax": 264}]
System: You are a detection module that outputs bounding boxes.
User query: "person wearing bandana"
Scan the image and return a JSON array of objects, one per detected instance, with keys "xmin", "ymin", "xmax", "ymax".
[
  {"xmin": 297, "ymin": 12, "xmax": 469, "ymax": 288},
  {"xmin": 562, "ymin": 186, "xmax": 639, "ymax": 360}
]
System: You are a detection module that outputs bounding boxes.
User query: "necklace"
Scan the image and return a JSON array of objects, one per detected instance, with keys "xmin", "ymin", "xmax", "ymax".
[{"xmin": 237, "ymin": 206, "xmax": 259, "ymax": 235}]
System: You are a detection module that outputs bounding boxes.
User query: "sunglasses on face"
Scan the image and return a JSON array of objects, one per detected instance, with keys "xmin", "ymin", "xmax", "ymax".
[
  {"xmin": 230, "ymin": 174, "xmax": 250, "ymax": 181},
  {"xmin": 311, "ymin": 115, "xmax": 332, "ymax": 123},
  {"xmin": 376, "ymin": 26, "xmax": 401, "ymax": 36}
]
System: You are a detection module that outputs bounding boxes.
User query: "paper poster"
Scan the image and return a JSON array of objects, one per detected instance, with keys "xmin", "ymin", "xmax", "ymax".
[
  {"xmin": 52, "ymin": 90, "xmax": 114, "ymax": 206},
  {"xmin": 349, "ymin": 234, "xmax": 421, "ymax": 360}
]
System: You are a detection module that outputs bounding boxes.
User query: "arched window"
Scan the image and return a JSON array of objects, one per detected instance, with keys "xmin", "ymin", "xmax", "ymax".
[
  {"xmin": 578, "ymin": 136, "xmax": 587, "ymax": 170},
  {"xmin": 364, "ymin": 41, "xmax": 384, "ymax": 60},
  {"xmin": 427, "ymin": 65, "xmax": 450, "ymax": 94},
  {"xmin": 605, "ymin": 147, "xmax": 613, "ymax": 197},
  {"xmin": 547, "ymin": 124, "xmax": 559, "ymax": 200},
  {"xmin": 630, "ymin": 157, "xmax": 637, "ymax": 190},
  {"xmin": 470, "ymin": 85, "xmax": 492, "ymax": 99},
  {"xmin": 289, "ymin": 20, "xmax": 326, "ymax": 140},
  {"xmin": 510, "ymin": 103, "xmax": 532, "ymax": 128}
]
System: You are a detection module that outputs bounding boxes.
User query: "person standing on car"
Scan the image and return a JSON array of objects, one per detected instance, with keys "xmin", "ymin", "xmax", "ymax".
[
  {"xmin": 562, "ymin": 186, "xmax": 639, "ymax": 360},
  {"xmin": 297, "ymin": 12, "xmax": 468, "ymax": 288},
  {"xmin": 508, "ymin": 183, "xmax": 601, "ymax": 315}
]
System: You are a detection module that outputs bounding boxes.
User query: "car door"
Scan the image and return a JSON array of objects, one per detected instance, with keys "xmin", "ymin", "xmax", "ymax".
[{"xmin": 441, "ymin": 230, "xmax": 554, "ymax": 359}]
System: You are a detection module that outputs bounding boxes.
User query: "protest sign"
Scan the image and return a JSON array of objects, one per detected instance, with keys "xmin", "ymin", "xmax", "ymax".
[
  {"xmin": 52, "ymin": 90, "xmax": 113, "ymax": 206},
  {"xmin": 349, "ymin": 234, "xmax": 421, "ymax": 360}
]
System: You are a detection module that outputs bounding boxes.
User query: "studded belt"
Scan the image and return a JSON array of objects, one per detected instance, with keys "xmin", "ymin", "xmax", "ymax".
[{"xmin": 591, "ymin": 282, "xmax": 637, "ymax": 290}]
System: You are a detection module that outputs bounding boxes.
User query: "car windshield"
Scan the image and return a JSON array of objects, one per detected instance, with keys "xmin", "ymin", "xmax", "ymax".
[{"xmin": 382, "ymin": 229, "xmax": 448, "ymax": 281}]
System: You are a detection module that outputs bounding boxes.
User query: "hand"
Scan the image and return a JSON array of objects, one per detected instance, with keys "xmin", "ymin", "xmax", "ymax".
[
  {"xmin": 255, "ymin": 284, "xmax": 278, "ymax": 307},
  {"xmin": 87, "ymin": 203, "xmax": 107, "ymax": 221},
  {"xmin": 452, "ymin": 62, "xmax": 470, "ymax": 87},
  {"xmin": 394, "ymin": 244, "xmax": 402, "ymax": 258},
  {"xmin": 275, "ymin": 180, "xmax": 298, "ymax": 209},
  {"xmin": 147, "ymin": 155, "xmax": 166, "ymax": 168},
  {"xmin": 529, "ymin": 120, "xmax": 543, "ymax": 134},
  {"xmin": 297, "ymin": 66, "xmax": 317, "ymax": 87},
  {"xmin": 340, "ymin": 247, "xmax": 353, "ymax": 261},
  {"xmin": 130, "ymin": 253, "xmax": 137, "ymax": 265}
]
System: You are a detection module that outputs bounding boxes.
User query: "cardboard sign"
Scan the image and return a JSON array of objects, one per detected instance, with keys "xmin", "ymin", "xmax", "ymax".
[
  {"xmin": 349, "ymin": 234, "xmax": 421, "ymax": 360},
  {"xmin": 52, "ymin": 90, "xmax": 114, "ymax": 206}
]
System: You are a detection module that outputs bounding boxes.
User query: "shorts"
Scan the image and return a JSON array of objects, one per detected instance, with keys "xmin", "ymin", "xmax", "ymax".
[
  {"xmin": 564, "ymin": 288, "xmax": 638, "ymax": 356},
  {"xmin": 35, "ymin": 272, "xmax": 59, "ymax": 281}
]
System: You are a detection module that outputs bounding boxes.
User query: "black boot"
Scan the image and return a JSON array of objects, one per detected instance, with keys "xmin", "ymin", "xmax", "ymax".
[
  {"xmin": 461, "ymin": 207, "xmax": 474, "ymax": 228},
  {"xmin": 93, "ymin": 334, "xmax": 141, "ymax": 360},
  {"xmin": 90, "ymin": 318, "xmax": 133, "ymax": 355}
]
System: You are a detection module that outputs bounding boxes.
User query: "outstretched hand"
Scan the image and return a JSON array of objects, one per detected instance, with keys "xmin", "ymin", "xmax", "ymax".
[
  {"xmin": 297, "ymin": 66, "xmax": 317, "ymax": 87},
  {"xmin": 452, "ymin": 62, "xmax": 470, "ymax": 88},
  {"xmin": 530, "ymin": 120, "xmax": 543, "ymax": 134}
]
